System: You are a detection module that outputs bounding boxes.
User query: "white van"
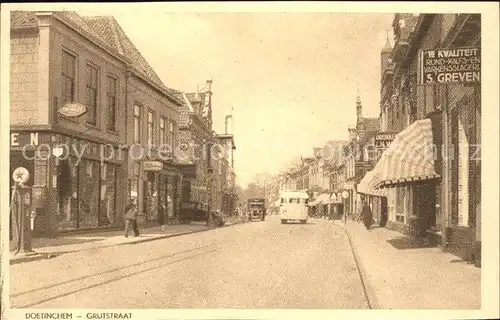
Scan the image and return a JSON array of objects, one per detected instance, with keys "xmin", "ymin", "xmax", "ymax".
[{"xmin": 279, "ymin": 191, "xmax": 309, "ymax": 224}]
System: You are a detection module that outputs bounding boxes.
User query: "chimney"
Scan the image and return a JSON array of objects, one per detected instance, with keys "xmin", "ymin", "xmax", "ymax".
[
  {"xmin": 225, "ymin": 115, "xmax": 232, "ymax": 134},
  {"xmin": 206, "ymin": 79, "xmax": 213, "ymax": 93}
]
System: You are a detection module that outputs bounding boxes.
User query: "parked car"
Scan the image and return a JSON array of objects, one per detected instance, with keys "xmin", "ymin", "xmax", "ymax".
[{"xmin": 180, "ymin": 201, "xmax": 226, "ymax": 227}]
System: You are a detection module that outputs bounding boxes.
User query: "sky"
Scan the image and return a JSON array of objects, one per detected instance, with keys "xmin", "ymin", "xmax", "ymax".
[
  {"xmin": 7, "ymin": 4, "xmax": 395, "ymax": 187},
  {"xmin": 75, "ymin": 10, "xmax": 394, "ymax": 187}
]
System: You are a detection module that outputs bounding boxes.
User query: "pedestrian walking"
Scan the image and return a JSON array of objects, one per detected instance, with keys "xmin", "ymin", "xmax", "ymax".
[
  {"xmin": 124, "ymin": 198, "xmax": 140, "ymax": 237},
  {"xmin": 361, "ymin": 198, "xmax": 373, "ymax": 230}
]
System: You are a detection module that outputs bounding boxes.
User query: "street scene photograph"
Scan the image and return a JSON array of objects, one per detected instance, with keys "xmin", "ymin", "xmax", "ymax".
[{"xmin": 1, "ymin": 2, "xmax": 499, "ymax": 320}]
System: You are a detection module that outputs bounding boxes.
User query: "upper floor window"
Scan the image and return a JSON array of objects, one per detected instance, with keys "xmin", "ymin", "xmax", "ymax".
[
  {"xmin": 85, "ymin": 64, "xmax": 99, "ymax": 126},
  {"xmin": 107, "ymin": 76, "xmax": 118, "ymax": 131},
  {"xmin": 169, "ymin": 120, "xmax": 175, "ymax": 151},
  {"xmin": 159, "ymin": 117, "xmax": 166, "ymax": 146},
  {"xmin": 133, "ymin": 104, "xmax": 141, "ymax": 143},
  {"xmin": 61, "ymin": 51, "xmax": 76, "ymax": 106},
  {"xmin": 147, "ymin": 110, "xmax": 155, "ymax": 146}
]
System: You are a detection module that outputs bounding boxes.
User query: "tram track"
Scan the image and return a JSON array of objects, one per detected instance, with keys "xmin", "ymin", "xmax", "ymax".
[{"xmin": 11, "ymin": 224, "xmax": 279, "ymax": 308}]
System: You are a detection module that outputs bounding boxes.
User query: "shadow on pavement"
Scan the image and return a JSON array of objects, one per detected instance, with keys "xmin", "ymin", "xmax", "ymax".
[{"xmin": 386, "ymin": 236, "xmax": 438, "ymax": 250}]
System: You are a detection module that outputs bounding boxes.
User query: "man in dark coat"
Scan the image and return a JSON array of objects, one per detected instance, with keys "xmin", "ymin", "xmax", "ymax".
[
  {"xmin": 361, "ymin": 199, "xmax": 373, "ymax": 230},
  {"xmin": 124, "ymin": 198, "xmax": 139, "ymax": 237}
]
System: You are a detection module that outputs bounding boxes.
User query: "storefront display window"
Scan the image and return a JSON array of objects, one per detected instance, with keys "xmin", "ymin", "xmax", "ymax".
[
  {"xmin": 145, "ymin": 172, "xmax": 158, "ymax": 221},
  {"xmin": 78, "ymin": 159, "xmax": 100, "ymax": 228},
  {"xmin": 57, "ymin": 158, "xmax": 78, "ymax": 231},
  {"xmin": 167, "ymin": 177, "xmax": 174, "ymax": 217},
  {"xmin": 99, "ymin": 163, "xmax": 117, "ymax": 226}
]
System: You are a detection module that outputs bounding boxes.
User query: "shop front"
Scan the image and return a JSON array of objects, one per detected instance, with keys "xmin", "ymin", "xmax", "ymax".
[
  {"xmin": 135, "ymin": 160, "xmax": 182, "ymax": 226},
  {"xmin": 9, "ymin": 131, "xmax": 127, "ymax": 237},
  {"xmin": 358, "ymin": 169, "xmax": 389, "ymax": 226},
  {"xmin": 371, "ymin": 118, "xmax": 441, "ymax": 236}
]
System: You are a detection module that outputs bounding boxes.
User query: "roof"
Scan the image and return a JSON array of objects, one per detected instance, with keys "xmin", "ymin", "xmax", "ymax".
[
  {"xmin": 382, "ymin": 38, "xmax": 392, "ymax": 53},
  {"xmin": 11, "ymin": 11, "xmax": 182, "ymax": 106},
  {"xmin": 82, "ymin": 16, "xmax": 183, "ymax": 105},
  {"xmin": 358, "ymin": 117, "xmax": 380, "ymax": 132},
  {"xmin": 358, "ymin": 130, "xmax": 378, "ymax": 146}
]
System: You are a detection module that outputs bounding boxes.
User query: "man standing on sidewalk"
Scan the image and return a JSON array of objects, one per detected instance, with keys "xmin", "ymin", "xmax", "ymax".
[{"xmin": 124, "ymin": 198, "xmax": 140, "ymax": 238}]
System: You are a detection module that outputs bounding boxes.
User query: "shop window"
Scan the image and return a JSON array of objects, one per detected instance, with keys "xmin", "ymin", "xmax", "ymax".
[
  {"xmin": 78, "ymin": 159, "xmax": 100, "ymax": 229},
  {"xmin": 395, "ymin": 186, "xmax": 405, "ymax": 223},
  {"xmin": 100, "ymin": 163, "xmax": 116, "ymax": 226},
  {"xmin": 167, "ymin": 177, "xmax": 175, "ymax": 217},
  {"xmin": 57, "ymin": 158, "xmax": 78, "ymax": 231}
]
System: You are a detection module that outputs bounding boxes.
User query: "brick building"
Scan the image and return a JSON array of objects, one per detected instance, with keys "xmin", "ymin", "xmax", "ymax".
[
  {"xmin": 366, "ymin": 14, "xmax": 481, "ymax": 265},
  {"xmin": 342, "ymin": 95, "xmax": 380, "ymax": 219},
  {"xmin": 171, "ymin": 82, "xmax": 214, "ymax": 215},
  {"xmin": 217, "ymin": 133, "xmax": 237, "ymax": 215},
  {"xmin": 81, "ymin": 15, "xmax": 185, "ymax": 226},
  {"xmin": 10, "ymin": 11, "xmax": 130, "ymax": 235},
  {"xmin": 9, "ymin": 11, "xmax": 189, "ymax": 236}
]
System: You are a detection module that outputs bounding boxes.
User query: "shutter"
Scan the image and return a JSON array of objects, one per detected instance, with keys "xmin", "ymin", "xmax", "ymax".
[
  {"xmin": 466, "ymin": 95, "xmax": 475, "ymax": 227},
  {"xmin": 450, "ymin": 105, "xmax": 459, "ymax": 226}
]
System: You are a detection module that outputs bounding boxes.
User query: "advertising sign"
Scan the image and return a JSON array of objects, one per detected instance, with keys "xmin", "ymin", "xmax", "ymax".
[
  {"xmin": 58, "ymin": 102, "xmax": 88, "ymax": 117},
  {"xmin": 143, "ymin": 161, "xmax": 163, "ymax": 172},
  {"xmin": 420, "ymin": 47, "xmax": 481, "ymax": 85},
  {"xmin": 375, "ymin": 132, "xmax": 397, "ymax": 149}
]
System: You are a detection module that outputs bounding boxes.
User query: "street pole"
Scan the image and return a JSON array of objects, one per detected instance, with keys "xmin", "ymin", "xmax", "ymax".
[
  {"xmin": 207, "ymin": 173, "xmax": 213, "ymax": 227},
  {"xmin": 16, "ymin": 183, "xmax": 34, "ymax": 254}
]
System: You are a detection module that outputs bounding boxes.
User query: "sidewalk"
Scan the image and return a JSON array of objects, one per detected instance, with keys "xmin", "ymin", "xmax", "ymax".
[
  {"xmin": 332, "ymin": 220, "xmax": 481, "ymax": 309},
  {"xmin": 10, "ymin": 215, "xmax": 246, "ymax": 265}
]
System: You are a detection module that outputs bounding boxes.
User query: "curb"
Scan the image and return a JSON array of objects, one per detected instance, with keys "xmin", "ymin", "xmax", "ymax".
[
  {"xmin": 10, "ymin": 220, "xmax": 247, "ymax": 265},
  {"xmin": 116, "ymin": 227, "xmax": 212, "ymax": 247},
  {"xmin": 9, "ymin": 253, "xmax": 51, "ymax": 265},
  {"xmin": 333, "ymin": 221, "xmax": 381, "ymax": 309}
]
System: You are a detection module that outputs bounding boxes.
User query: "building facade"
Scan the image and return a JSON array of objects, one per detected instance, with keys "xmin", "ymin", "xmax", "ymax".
[
  {"xmin": 369, "ymin": 13, "xmax": 481, "ymax": 265},
  {"xmin": 342, "ymin": 95, "xmax": 380, "ymax": 219},
  {"xmin": 173, "ymin": 83, "xmax": 214, "ymax": 215},
  {"xmin": 10, "ymin": 11, "xmax": 130, "ymax": 236}
]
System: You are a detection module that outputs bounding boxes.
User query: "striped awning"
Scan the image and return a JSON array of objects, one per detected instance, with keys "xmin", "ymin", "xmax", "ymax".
[
  {"xmin": 373, "ymin": 118, "xmax": 440, "ymax": 189},
  {"xmin": 308, "ymin": 193, "xmax": 332, "ymax": 206},
  {"xmin": 358, "ymin": 169, "xmax": 387, "ymax": 197}
]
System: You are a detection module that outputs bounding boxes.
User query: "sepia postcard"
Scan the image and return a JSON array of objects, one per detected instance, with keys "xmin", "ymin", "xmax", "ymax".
[{"xmin": 1, "ymin": 2, "xmax": 499, "ymax": 320}]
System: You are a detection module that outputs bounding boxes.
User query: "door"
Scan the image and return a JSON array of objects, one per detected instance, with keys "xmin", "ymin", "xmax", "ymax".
[{"xmin": 380, "ymin": 196, "xmax": 388, "ymax": 227}]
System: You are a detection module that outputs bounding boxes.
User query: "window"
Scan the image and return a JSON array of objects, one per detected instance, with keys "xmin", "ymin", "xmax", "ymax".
[
  {"xmin": 107, "ymin": 76, "xmax": 118, "ymax": 131},
  {"xmin": 159, "ymin": 117, "xmax": 166, "ymax": 146},
  {"xmin": 169, "ymin": 120, "xmax": 175, "ymax": 151},
  {"xmin": 147, "ymin": 110, "xmax": 154, "ymax": 146},
  {"xmin": 85, "ymin": 64, "xmax": 99, "ymax": 125},
  {"xmin": 61, "ymin": 51, "xmax": 76, "ymax": 106},
  {"xmin": 133, "ymin": 104, "xmax": 141, "ymax": 143}
]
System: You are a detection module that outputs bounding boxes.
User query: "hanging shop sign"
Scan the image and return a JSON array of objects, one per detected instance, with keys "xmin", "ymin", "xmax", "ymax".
[
  {"xmin": 58, "ymin": 102, "xmax": 88, "ymax": 117},
  {"xmin": 143, "ymin": 161, "xmax": 163, "ymax": 172},
  {"xmin": 419, "ymin": 47, "xmax": 481, "ymax": 85}
]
